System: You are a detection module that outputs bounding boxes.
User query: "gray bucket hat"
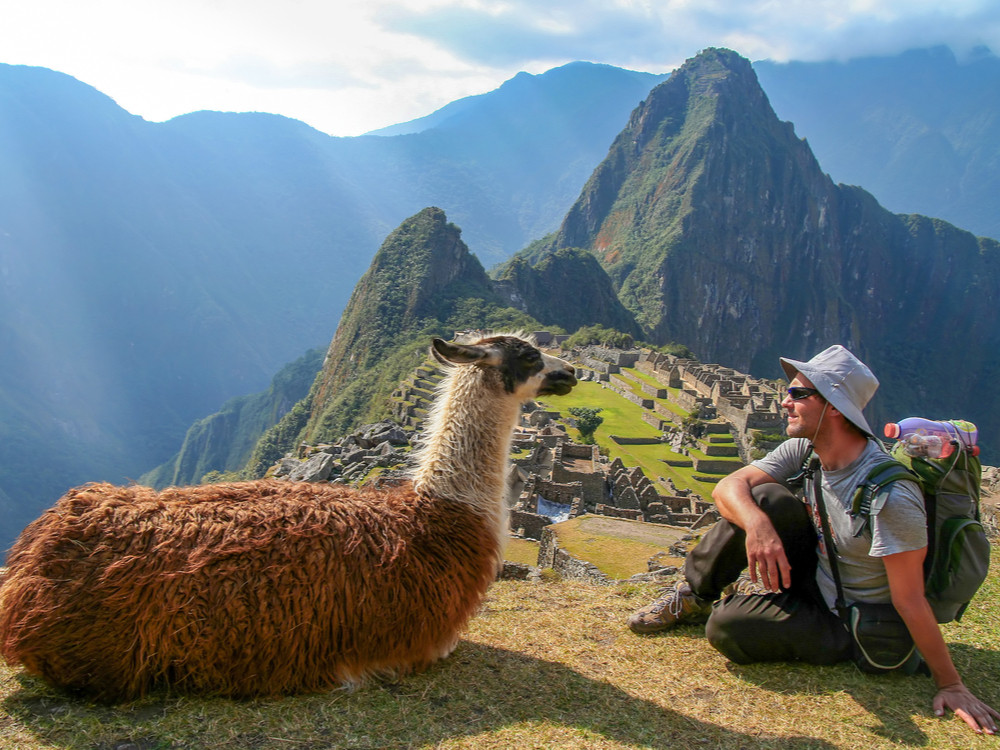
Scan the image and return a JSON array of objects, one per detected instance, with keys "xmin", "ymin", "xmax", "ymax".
[{"xmin": 780, "ymin": 345, "xmax": 879, "ymax": 437}]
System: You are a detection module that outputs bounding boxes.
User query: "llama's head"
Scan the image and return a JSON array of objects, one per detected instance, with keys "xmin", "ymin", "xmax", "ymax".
[{"xmin": 431, "ymin": 335, "xmax": 577, "ymax": 400}]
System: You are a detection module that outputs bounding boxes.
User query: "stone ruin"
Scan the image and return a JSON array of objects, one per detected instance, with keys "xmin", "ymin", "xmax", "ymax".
[
  {"xmin": 507, "ymin": 428, "xmax": 720, "ymax": 540},
  {"xmin": 594, "ymin": 457, "xmax": 718, "ymax": 530},
  {"xmin": 633, "ymin": 349, "xmax": 785, "ymax": 462},
  {"xmin": 269, "ymin": 421, "xmax": 412, "ymax": 485}
]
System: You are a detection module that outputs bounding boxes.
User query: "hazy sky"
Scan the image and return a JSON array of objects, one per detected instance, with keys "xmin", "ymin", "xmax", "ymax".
[{"xmin": 3, "ymin": 0, "xmax": 999, "ymax": 136}]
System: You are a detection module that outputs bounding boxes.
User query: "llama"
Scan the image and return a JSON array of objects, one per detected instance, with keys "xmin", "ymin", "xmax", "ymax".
[{"xmin": 0, "ymin": 334, "xmax": 577, "ymax": 701}]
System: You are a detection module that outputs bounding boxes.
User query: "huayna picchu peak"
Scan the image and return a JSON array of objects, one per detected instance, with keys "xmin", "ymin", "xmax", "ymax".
[{"xmin": 530, "ymin": 47, "xmax": 1000, "ymax": 443}]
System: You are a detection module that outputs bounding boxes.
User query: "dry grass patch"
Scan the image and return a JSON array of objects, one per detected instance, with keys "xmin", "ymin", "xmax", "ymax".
[
  {"xmin": 4, "ymin": 574, "xmax": 1000, "ymax": 749},
  {"xmin": 504, "ymin": 537, "xmax": 540, "ymax": 567}
]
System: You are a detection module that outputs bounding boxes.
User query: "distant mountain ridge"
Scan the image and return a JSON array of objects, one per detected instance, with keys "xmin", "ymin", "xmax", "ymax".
[{"xmin": 367, "ymin": 62, "xmax": 666, "ymax": 137}]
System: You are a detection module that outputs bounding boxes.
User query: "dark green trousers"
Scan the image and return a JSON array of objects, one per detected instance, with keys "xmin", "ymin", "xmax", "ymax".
[{"xmin": 685, "ymin": 483, "xmax": 853, "ymax": 665}]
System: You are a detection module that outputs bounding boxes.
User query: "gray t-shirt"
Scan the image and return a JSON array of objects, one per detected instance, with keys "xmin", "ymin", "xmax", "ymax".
[{"xmin": 752, "ymin": 438, "xmax": 927, "ymax": 610}]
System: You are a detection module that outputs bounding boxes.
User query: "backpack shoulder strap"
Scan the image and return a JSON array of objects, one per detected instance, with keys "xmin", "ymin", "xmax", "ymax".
[
  {"xmin": 849, "ymin": 457, "xmax": 921, "ymax": 537},
  {"xmin": 786, "ymin": 445, "xmax": 818, "ymax": 490}
]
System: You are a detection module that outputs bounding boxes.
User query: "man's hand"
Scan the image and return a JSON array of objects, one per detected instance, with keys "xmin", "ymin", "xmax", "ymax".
[
  {"xmin": 935, "ymin": 683, "xmax": 1000, "ymax": 735},
  {"xmin": 712, "ymin": 465, "xmax": 792, "ymax": 594},
  {"xmin": 744, "ymin": 517, "xmax": 792, "ymax": 592}
]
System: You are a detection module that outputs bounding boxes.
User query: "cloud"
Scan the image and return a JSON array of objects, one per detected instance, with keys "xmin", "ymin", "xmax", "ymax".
[
  {"xmin": 378, "ymin": 1, "xmax": 671, "ymax": 68},
  {"xmin": 380, "ymin": 0, "xmax": 1000, "ymax": 70},
  {"xmin": 174, "ymin": 56, "xmax": 370, "ymax": 93}
]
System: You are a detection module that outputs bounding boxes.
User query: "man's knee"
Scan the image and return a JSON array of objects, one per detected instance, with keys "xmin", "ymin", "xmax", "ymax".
[
  {"xmin": 704, "ymin": 600, "xmax": 756, "ymax": 664},
  {"xmin": 751, "ymin": 483, "xmax": 808, "ymax": 523},
  {"xmin": 751, "ymin": 483, "xmax": 814, "ymax": 558}
]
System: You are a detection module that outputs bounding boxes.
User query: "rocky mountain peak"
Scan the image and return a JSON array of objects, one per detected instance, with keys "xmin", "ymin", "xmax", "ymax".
[
  {"xmin": 538, "ymin": 48, "xmax": 1000, "ymax": 443},
  {"xmin": 303, "ymin": 207, "xmax": 504, "ymax": 441}
]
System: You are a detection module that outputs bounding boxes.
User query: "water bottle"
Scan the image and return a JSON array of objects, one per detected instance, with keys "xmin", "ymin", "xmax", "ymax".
[{"xmin": 883, "ymin": 418, "xmax": 980, "ymax": 458}]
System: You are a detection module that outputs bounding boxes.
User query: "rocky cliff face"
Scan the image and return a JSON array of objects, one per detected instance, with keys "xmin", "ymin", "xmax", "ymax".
[
  {"xmin": 494, "ymin": 247, "xmax": 642, "ymax": 338},
  {"xmin": 544, "ymin": 48, "xmax": 1000, "ymax": 452},
  {"xmin": 553, "ymin": 48, "xmax": 845, "ymax": 359}
]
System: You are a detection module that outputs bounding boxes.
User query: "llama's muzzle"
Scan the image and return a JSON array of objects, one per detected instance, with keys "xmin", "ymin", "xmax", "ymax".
[{"xmin": 539, "ymin": 366, "xmax": 577, "ymax": 396}]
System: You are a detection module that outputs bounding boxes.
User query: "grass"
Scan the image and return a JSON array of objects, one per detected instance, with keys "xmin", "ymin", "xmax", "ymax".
[
  {"xmin": 545, "ymin": 515, "xmax": 690, "ymax": 579},
  {"xmin": 615, "ymin": 367, "xmax": 667, "ymax": 392},
  {"xmin": 504, "ymin": 538, "xmax": 540, "ymax": 567},
  {"xmin": 535, "ymin": 380, "xmax": 722, "ymax": 496},
  {"xmin": 4, "ymin": 554, "xmax": 1000, "ymax": 750}
]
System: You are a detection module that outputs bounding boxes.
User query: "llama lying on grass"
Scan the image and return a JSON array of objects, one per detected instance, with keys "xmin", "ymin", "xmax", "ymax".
[{"xmin": 0, "ymin": 334, "xmax": 577, "ymax": 702}]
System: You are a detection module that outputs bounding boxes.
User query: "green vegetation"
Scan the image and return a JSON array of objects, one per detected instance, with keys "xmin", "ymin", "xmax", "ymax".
[
  {"xmin": 200, "ymin": 470, "xmax": 243, "ymax": 484},
  {"xmin": 648, "ymin": 341, "xmax": 695, "ymax": 358},
  {"xmin": 752, "ymin": 431, "xmax": 787, "ymax": 446},
  {"xmin": 562, "ymin": 324, "xmax": 635, "ymax": 349},
  {"xmin": 244, "ymin": 395, "xmax": 316, "ymax": 479},
  {"xmin": 568, "ymin": 407, "xmax": 604, "ymax": 444}
]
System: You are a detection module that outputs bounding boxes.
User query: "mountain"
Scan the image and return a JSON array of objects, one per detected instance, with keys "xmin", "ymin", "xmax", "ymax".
[
  {"xmin": 754, "ymin": 46, "xmax": 1000, "ymax": 241},
  {"xmin": 302, "ymin": 207, "xmax": 545, "ymax": 446},
  {"xmin": 534, "ymin": 48, "xmax": 1000, "ymax": 458},
  {"xmin": 368, "ymin": 61, "xmax": 665, "ymax": 139},
  {"xmin": 494, "ymin": 247, "xmax": 642, "ymax": 338},
  {"xmin": 0, "ymin": 61, "xmax": 661, "ymax": 549},
  {"xmin": 7, "ymin": 47, "xmax": 1000, "ymax": 551},
  {"xmin": 141, "ymin": 348, "xmax": 324, "ymax": 488}
]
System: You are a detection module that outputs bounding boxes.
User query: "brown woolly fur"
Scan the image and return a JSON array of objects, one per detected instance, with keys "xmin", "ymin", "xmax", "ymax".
[
  {"xmin": 0, "ymin": 480, "xmax": 498, "ymax": 702},
  {"xmin": 0, "ymin": 334, "xmax": 577, "ymax": 702}
]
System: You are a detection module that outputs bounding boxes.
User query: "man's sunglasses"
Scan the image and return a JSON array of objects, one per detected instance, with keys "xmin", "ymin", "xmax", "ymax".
[{"xmin": 787, "ymin": 387, "xmax": 821, "ymax": 401}]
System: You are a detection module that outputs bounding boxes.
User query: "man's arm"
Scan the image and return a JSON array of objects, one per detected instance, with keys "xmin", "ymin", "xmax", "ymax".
[
  {"xmin": 712, "ymin": 465, "xmax": 790, "ymax": 592},
  {"xmin": 883, "ymin": 549, "xmax": 999, "ymax": 735}
]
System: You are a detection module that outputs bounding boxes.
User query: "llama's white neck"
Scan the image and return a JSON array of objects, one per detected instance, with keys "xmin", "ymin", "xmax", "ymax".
[{"xmin": 411, "ymin": 366, "xmax": 520, "ymax": 520}]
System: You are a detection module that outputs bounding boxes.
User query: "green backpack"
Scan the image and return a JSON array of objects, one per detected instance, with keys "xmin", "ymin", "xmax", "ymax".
[{"xmin": 850, "ymin": 442, "xmax": 990, "ymax": 623}]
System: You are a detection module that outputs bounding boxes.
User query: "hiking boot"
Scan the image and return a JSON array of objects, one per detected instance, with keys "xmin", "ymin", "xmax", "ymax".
[{"xmin": 627, "ymin": 582, "xmax": 714, "ymax": 634}]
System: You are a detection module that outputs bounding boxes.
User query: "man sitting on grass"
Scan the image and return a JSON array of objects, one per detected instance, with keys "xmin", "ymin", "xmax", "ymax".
[{"xmin": 628, "ymin": 345, "xmax": 999, "ymax": 736}]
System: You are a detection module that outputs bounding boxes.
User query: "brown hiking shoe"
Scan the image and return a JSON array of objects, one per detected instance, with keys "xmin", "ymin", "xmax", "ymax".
[{"xmin": 627, "ymin": 582, "xmax": 713, "ymax": 634}]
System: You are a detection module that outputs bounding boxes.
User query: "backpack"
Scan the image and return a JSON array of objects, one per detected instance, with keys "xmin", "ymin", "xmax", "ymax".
[{"xmin": 843, "ymin": 440, "xmax": 990, "ymax": 624}]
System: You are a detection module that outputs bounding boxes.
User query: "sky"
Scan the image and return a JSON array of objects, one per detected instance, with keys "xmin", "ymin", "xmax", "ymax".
[{"xmin": 3, "ymin": 0, "xmax": 1000, "ymax": 137}]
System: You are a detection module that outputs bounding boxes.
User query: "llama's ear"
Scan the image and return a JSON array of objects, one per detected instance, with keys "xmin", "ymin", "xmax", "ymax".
[{"xmin": 431, "ymin": 338, "xmax": 488, "ymax": 365}]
